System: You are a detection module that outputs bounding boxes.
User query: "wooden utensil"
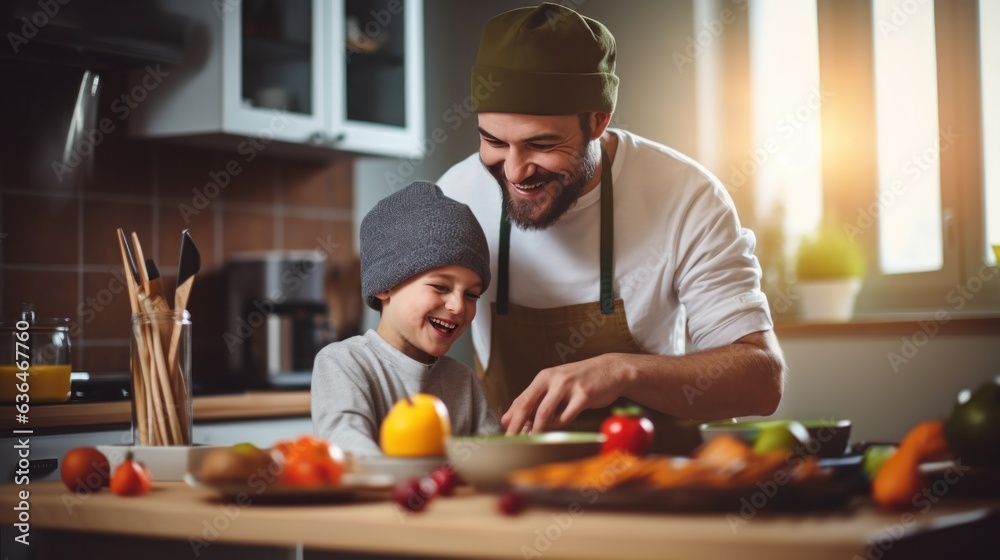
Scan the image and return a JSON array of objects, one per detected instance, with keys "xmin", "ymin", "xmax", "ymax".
[
  {"xmin": 167, "ymin": 230, "xmax": 200, "ymax": 444},
  {"xmin": 145, "ymin": 258, "xmax": 171, "ymax": 313},
  {"xmin": 117, "ymin": 229, "xmax": 150, "ymax": 445},
  {"xmin": 168, "ymin": 230, "xmax": 200, "ymax": 370}
]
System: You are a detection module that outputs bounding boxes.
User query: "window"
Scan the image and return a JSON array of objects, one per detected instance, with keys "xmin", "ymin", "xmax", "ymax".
[
  {"xmin": 747, "ymin": 0, "xmax": 823, "ymax": 257},
  {"xmin": 982, "ymin": 0, "xmax": 1000, "ymax": 265},
  {"xmin": 702, "ymin": 0, "xmax": 1000, "ymax": 316},
  {"xmin": 872, "ymin": 0, "xmax": 943, "ymax": 275}
]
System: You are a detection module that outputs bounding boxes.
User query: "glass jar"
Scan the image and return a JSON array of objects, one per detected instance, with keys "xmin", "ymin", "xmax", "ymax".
[
  {"xmin": 0, "ymin": 305, "xmax": 72, "ymax": 404},
  {"xmin": 130, "ymin": 310, "xmax": 192, "ymax": 446}
]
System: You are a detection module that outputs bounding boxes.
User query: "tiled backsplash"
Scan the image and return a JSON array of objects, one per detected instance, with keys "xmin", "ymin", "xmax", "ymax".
[{"xmin": 1, "ymin": 134, "xmax": 355, "ymax": 380}]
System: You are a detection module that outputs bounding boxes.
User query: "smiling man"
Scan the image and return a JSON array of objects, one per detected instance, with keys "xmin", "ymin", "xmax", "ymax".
[{"xmin": 437, "ymin": 3, "xmax": 786, "ymax": 454}]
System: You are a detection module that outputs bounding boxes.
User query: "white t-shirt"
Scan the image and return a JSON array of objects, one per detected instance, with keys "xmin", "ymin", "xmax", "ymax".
[{"xmin": 437, "ymin": 129, "xmax": 772, "ymax": 367}]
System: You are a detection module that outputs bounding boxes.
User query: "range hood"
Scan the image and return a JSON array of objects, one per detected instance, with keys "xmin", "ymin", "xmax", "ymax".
[{"xmin": 3, "ymin": 0, "xmax": 194, "ymax": 68}]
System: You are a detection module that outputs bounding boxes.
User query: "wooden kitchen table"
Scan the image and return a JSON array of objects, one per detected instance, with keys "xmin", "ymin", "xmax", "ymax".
[{"xmin": 1, "ymin": 481, "xmax": 997, "ymax": 559}]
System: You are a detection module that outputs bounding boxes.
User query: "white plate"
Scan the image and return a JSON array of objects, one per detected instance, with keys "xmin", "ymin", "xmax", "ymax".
[
  {"xmin": 98, "ymin": 444, "xmax": 229, "ymax": 482},
  {"xmin": 185, "ymin": 471, "xmax": 395, "ymax": 503},
  {"xmin": 352, "ymin": 455, "xmax": 447, "ymax": 482}
]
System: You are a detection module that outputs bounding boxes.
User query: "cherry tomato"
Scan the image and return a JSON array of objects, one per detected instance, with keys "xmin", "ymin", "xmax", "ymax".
[
  {"xmin": 599, "ymin": 406, "xmax": 655, "ymax": 456},
  {"xmin": 110, "ymin": 452, "xmax": 152, "ymax": 496},
  {"xmin": 61, "ymin": 447, "xmax": 111, "ymax": 493},
  {"xmin": 498, "ymin": 490, "xmax": 526, "ymax": 516},
  {"xmin": 429, "ymin": 465, "xmax": 458, "ymax": 497},
  {"xmin": 393, "ymin": 477, "xmax": 431, "ymax": 512}
]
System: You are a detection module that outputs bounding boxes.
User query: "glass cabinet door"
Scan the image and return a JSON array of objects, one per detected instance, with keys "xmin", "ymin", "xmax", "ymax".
[
  {"xmin": 331, "ymin": 0, "xmax": 425, "ymax": 156},
  {"xmin": 241, "ymin": 0, "xmax": 314, "ymax": 115},
  {"xmin": 343, "ymin": 0, "xmax": 406, "ymax": 127},
  {"xmin": 224, "ymin": 0, "xmax": 327, "ymax": 141}
]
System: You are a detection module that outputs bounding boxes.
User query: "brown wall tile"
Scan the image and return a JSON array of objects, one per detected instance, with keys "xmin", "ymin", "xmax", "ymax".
[
  {"xmin": 89, "ymin": 134, "xmax": 155, "ymax": 196},
  {"xmin": 158, "ymin": 144, "xmax": 222, "ymax": 201},
  {"xmin": 78, "ymin": 343, "xmax": 130, "ymax": 373},
  {"xmin": 226, "ymin": 155, "xmax": 278, "ymax": 206},
  {"xmin": 1, "ymin": 193, "xmax": 79, "ymax": 265},
  {"xmin": 158, "ymin": 203, "xmax": 216, "ymax": 271},
  {"xmin": 4, "ymin": 136, "xmax": 354, "ymax": 375},
  {"xmin": 221, "ymin": 210, "xmax": 275, "ymax": 257},
  {"xmin": 2, "ymin": 270, "xmax": 78, "ymax": 327},
  {"xmin": 282, "ymin": 156, "xmax": 353, "ymax": 210},
  {"xmin": 82, "ymin": 200, "xmax": 155, "ymax": 266},
  {"xmin": 81, "ymin": 271, "xmax": 134, "ymax": 341}
]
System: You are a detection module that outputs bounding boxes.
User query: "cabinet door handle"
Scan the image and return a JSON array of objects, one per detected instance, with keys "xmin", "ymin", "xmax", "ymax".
[{"xmin": 308, "ymin": 132, "xmax": 346, "ymax": 146}]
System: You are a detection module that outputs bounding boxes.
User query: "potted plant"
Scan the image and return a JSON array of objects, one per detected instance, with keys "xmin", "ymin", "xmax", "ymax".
[{"xmin": 794, "ymin": 225, "xmax": 865, "ymax": 322}]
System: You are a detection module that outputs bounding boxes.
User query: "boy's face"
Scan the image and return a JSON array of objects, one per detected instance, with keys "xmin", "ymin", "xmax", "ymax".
[{"xmin": 375, "ymin": 265, "xmax": 483, "ymax": 363}]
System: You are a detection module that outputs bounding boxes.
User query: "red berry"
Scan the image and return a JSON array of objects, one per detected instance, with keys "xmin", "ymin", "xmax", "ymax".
[
  {"xmin": 393, "ymin": 477, "xmax": 431, "ymax": 512},
  {"xmin": 430, "ymin": 466, "xmax": 458, "ymax": 497},
  {"xmin": 498, "ymin": 490, "xmax": 526, "ymax": 516}
]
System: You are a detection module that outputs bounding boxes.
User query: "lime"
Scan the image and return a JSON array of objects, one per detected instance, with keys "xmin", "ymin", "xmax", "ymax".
[
  {"xmin": 753, "ymin": 421, "xmax": 811, "ymax": 454},
  {"xmin": 862, "ymin": 445, "xmax": 897, "ymax": 480}
]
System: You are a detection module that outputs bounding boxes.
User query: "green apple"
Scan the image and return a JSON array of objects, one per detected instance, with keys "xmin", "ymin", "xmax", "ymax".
[
  {"xmin": 753, "ymin": 420, "xmax": 811, "ymax": 454},
  {"xmin": 862, "ymin": 445, "xmax": 897, "ymax": 480}
]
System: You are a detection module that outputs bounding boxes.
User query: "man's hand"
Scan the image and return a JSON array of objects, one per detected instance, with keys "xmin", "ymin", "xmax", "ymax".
[
  {"xmin": 499, "ymin": 330, "xmax": 785, "ymax": 434},
  {"xmin": 501, "ymin": 353, "xmax": 628, "ymax": 435}
]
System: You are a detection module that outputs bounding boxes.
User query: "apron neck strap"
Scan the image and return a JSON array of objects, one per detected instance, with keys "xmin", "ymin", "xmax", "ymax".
[{"xmin": 498, "ymin": 142, "xmax": 615, "ymax": 315}]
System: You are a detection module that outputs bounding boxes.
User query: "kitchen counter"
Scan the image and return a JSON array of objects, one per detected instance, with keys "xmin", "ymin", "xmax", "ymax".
[
  {"xmin": 1, "ymin": 481, "xmax": 996, "ymax": 559},
  {"xmin": 0, "ymin": 391, "xmax": 311, "ymax": 431}
]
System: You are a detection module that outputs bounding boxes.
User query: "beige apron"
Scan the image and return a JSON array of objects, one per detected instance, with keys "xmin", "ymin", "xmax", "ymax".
[{"xmin": 477, "ymin": 145, "xmax": 702, "ymax": 455}]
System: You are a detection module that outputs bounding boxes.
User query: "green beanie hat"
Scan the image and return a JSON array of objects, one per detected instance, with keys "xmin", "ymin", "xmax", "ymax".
[{"xmin": 471, "ymin": 2, "xmax": 618, "ymax": 115}]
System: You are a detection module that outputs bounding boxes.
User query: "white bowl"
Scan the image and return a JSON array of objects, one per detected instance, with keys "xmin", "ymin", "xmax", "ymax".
[
  {"xmin": 351, "ymin": 455, "xmax": 447, "ymax": 483},
  {"xmin": 446, "ymin": 432, "xmax": 604, "ymax": 491}
]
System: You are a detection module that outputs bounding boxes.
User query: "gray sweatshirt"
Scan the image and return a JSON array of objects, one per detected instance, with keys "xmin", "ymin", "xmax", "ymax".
[{"xmin": 311, "ymin": 329, "xmax": 502, "ymax": 457}]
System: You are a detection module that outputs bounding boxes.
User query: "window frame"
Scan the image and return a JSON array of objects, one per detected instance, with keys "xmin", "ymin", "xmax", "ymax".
[{"xmin": 812, "ymin": 0, "xmax": 997, "ymax": 315}]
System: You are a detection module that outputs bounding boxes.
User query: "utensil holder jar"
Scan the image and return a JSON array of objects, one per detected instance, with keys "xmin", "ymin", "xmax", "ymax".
[{"xmin": 130, "ymin": 310, "xmax": 192, "ymax": 446}]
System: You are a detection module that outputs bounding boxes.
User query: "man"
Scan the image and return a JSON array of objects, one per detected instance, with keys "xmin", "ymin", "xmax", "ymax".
[{"xmin": 437, "ymin": 3, "xmax": 785, "ymax": 454}]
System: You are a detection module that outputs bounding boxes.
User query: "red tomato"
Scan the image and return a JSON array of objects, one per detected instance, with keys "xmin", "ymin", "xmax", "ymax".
[
  {"xmin": 110, "ymin": 453, "xmax": 152, "ymax": 496},
  {"xmin": 61, "ymin": 447, "xmax": 111, "ymax": 492},
  {"xmin": 599, "ymin": 406, "xmax": 655, "ymax": 456}
]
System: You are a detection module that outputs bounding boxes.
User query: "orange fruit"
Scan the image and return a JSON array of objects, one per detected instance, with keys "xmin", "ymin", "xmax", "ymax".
[{"xmin": 380, "ymin": 394, "xmax": 451, "ymax": 457}]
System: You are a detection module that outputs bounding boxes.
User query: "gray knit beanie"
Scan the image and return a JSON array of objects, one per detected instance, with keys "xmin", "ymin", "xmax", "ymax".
[{"xmin": 361, "ymin": 181, "xmax": 491, "ymax": 311}]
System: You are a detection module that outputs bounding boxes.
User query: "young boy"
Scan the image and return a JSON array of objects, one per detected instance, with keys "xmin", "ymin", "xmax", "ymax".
[{"xmin": 311, "ymin": 181, "xmax": 502, "ymax": 456}]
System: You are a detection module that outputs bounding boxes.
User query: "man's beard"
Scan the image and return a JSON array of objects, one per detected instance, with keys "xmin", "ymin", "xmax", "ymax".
[{"xmin": 483, "ymin": 144, "xmax": 599, "ymax": 231}]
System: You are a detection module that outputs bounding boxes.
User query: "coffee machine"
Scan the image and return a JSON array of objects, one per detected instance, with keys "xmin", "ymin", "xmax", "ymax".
[{"xmin": 225, "ymin": 252, "xmax": 334, "ymax": 389}]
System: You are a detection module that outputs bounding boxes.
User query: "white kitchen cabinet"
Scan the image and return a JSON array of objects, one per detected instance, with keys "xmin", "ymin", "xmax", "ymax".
[{"xmin": 130, "ymin": 0, "xmax": 424, "ymax": 158}]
